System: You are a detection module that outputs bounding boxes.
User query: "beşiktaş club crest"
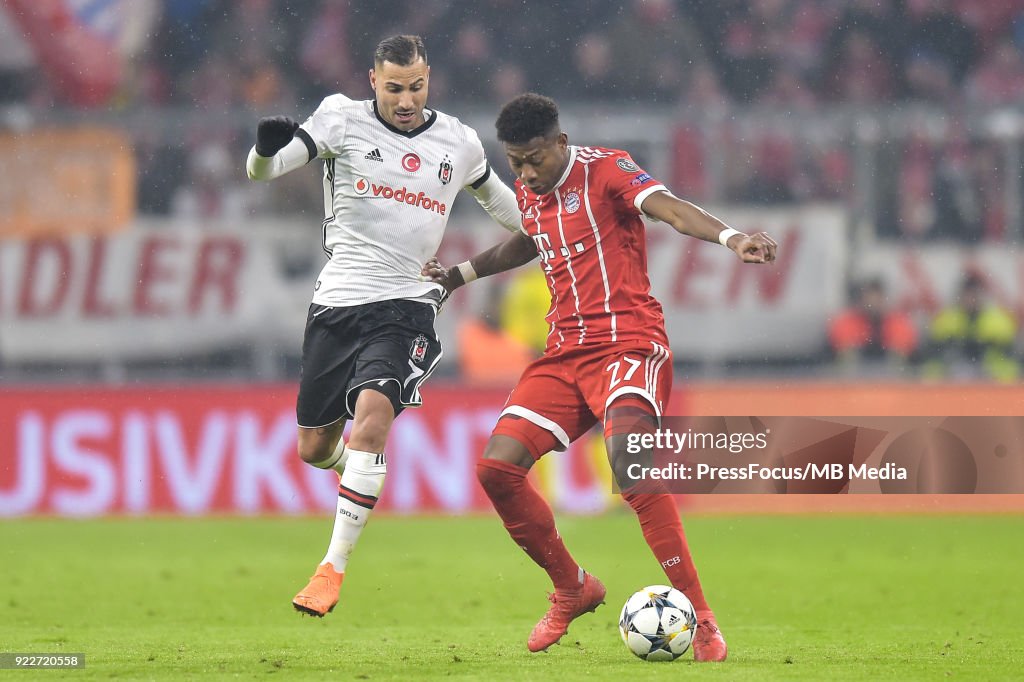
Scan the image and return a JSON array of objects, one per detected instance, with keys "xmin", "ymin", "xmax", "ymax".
[
  {"xmin": 410, "ymin": 334, "xmax": 430, "ymax": 363},
  {"xmin": 437, "ymin": 155, "xmax": 453, "ymax": 185},
  {"xmin": 564, "ymin": 191, "xmax": 581, "ymax": 214}
]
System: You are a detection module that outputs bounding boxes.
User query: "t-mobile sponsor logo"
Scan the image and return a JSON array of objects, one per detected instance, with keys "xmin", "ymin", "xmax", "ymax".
[{"xmin": 368, "ymin": 182, "xmax": 446, "ymax": 215}]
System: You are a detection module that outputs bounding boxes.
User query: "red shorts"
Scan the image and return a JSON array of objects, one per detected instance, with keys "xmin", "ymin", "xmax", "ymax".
[{"xmin": 492, "ymin": 340, "xmax": 673, "ymax": 459}]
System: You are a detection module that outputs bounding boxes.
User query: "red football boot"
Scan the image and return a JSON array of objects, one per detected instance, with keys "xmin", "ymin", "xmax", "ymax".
[
  {"xmin": 527, "ymin": 573, "xmax": 607, "ymax": 652},
  {"xmin": 692, "ymin": 612, "xmax": 728, "ymax": 662}
]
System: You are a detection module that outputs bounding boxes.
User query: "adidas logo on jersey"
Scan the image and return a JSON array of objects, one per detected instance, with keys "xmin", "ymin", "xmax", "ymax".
[{"xmin": 364, "ymin": 148, "xmax": 384, "ymax": 162}]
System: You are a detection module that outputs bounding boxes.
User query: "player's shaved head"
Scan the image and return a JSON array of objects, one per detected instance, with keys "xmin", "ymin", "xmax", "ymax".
[
  {"xmin": 374, "ymin": 34, "xmax": 427, "ymax": 66},
  {"xmin": 496, "ymin": 93, "xmax": 560, "ymax": 145}
]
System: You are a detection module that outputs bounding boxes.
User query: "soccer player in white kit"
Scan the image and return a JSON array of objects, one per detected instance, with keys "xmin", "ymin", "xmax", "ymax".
[{"xmin": 246, "ymin": 35, "xmax": 521, "ymax": 617}]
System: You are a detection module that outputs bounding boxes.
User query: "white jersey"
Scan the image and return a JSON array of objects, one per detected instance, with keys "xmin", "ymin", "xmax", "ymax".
[{"xmin": 297, "ymin": 94, "xmax": 491, "ymax": 307}]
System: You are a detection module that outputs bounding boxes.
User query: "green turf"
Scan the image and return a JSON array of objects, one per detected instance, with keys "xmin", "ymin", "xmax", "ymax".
[{"xmin": 1, "ymin": 512, "xmax": 1021, "ymax": 680}]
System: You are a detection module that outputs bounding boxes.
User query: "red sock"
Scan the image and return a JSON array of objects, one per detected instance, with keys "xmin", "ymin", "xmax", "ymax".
[
  {"xmin": 623, "ymin": 491, "xmax": 711, "ymax": 614},
  {"xmin": 477, "ymin": 458, "xmax": 582, "ymax": 592}
]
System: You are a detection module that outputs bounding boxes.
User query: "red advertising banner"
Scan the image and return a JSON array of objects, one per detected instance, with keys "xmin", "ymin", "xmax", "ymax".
[
  {"xmin": 0, "ymin": 384, "xmax": 617, "ymax": 517},
  {"xmin": 5, "ymin": 383, "xmax": 1023, "ymax": 517}
]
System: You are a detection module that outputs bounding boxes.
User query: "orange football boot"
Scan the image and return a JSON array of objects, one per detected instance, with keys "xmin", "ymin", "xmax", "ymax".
[{"xmin": 292, "ymin": 562, "xmax": 344, "ymax": 617}]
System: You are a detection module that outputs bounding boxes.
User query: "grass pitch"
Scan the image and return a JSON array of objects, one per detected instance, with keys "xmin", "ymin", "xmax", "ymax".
[{"xmin": 1, "ymin": 512, "xmax": 1021, "ymax": 680}]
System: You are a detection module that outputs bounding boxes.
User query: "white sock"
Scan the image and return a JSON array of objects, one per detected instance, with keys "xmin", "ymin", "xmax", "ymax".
[
  {"xmin": 310, "ymin": 438, "xmax": 349, "ymax": 474},
  {"xmin": 320, "ymin": 449, "xmax": 386, "ymax": 572}
]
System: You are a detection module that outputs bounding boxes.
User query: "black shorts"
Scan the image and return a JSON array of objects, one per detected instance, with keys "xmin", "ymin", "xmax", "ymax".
[{"xmin": 296, "ymin": 298, "xmax": 443, "ymax": 428}]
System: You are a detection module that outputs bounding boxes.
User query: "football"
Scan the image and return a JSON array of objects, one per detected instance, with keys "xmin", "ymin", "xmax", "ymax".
[{"xmin": 618, "ymin": 585, "xmax": 698, "ymax": 661}]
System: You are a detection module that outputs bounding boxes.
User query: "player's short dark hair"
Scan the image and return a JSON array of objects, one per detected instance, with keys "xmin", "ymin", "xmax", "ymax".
[
  {"xmin": 374, "ymin": 35, "xmax": 427, "ymax": 66},
  {"xmin": 496, "ymin": 93, "xmax": 561, "ymax": 145}
]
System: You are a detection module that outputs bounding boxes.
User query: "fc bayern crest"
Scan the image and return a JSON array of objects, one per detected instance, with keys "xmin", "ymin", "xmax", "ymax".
[
  {"xmin": 564, "ymin": 191, "xmax": 581, "ymax": 214},
  {"xmin": 437, "ymin": 156, "xmax": 453, "ymax": 185},
  {"xmin": 410, "ymin": 334, "xmax": 430, "ymax": 363}
]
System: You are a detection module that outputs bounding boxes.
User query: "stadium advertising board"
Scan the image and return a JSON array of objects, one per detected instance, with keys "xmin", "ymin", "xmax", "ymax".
[
  {"xmin": 0, "ymin": 129, "xmax": 135, "ymax": 237},
  {"xmin": 644, "ymin": 204, "xmax": 847, "ymax": 359},
  {"xmin": 3, "ymin": 384, "xmax": 1022, "ymax": 517},
  {"xmin": 8, "ymin": 207, "xmax": 1022, "ymax": 364},
  {"xmin": 0, "ymin": 207, "xmax": 847, "ymax": 362},
  {"xmin": 0, "ymin": 385, "xmax": 616, "ymax": 517},
  {"xmin": 0, "ymin": 226, "xmax": 307, "ymax": 360}
]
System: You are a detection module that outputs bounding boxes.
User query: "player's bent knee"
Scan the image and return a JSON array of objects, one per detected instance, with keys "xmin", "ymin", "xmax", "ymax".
[
  {"xmin": 475, "ymin": 459, "xmax": 502, "ymax": 493},
  {"xmin": 296, "ymin": 423, "xmax": 346, "ymax": 465},
  {"xmin": 481, "ymin": 434, "xmax": 535, "ymax": 469},
  {"xmin": 296, "ymin": 437, "xmax": 332, "ymax": 465},
  {"xmin": 476, "ymin": 458, "xmax": 526, "ymax": 500}
]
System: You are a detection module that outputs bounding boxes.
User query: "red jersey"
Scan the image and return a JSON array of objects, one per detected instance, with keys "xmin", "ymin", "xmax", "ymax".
[{"xmin": 516, "ymin": 146, "xmax": 669, "ymax": 353}]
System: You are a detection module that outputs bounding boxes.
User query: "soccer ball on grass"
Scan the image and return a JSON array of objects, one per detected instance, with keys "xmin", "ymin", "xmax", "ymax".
[{"xmin": 618, "ymin": 585, "xmax": 697, "ymax": 661}]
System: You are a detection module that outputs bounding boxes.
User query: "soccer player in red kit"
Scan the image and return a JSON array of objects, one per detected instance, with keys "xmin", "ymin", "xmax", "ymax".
[{"xmin": 424, "ymin": 93, "xmax": 777, "ymax": 660}]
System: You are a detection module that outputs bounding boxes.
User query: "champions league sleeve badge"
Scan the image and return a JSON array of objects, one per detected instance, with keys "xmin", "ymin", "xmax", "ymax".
[{"xmin": 616, "ymin": 157, "xmax": 640, "ymax": 173}]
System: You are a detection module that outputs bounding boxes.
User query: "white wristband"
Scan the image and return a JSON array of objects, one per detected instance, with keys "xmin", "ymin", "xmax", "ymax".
[
  {"xmin": 718, "ymin": 227, "xmax": 744, "ymax": 247},
  {"xmin": 455, "ymin": 261, "xmax": 478, "ymax": 284}
]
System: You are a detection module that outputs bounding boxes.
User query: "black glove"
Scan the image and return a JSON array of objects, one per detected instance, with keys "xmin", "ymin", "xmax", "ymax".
[{"xmin": 255, "ymin": 116, "xmax": 299, "ymax": 157}]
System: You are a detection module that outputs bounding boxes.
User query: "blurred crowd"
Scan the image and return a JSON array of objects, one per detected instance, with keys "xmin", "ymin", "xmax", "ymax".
[
  {"xmin": 827, "ymin": 272, "xmax": 1019, "ymax": 381},
  {"xmin": 7, "ymin": 0, "xmax": 1024, "ymax": 111},
  {"xmin": 3, "ymin": 0, "xmax": 1024, "ymax": 242}
]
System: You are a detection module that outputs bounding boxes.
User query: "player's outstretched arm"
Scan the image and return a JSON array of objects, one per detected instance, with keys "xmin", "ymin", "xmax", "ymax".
[
  {"xmin": 422, "ymin": 232, "xmax": 538, "ymax": 293},
  {"xmin": 245, "ymin": 116, "xmax": 313, "ymax": 181},
  {"xmin": 640, "ymin": 191, "xmax": 778, "ymax": 264},
  {"xmin": 465, "ymin": 172, "xmax": 523, "ymax": 233}
]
